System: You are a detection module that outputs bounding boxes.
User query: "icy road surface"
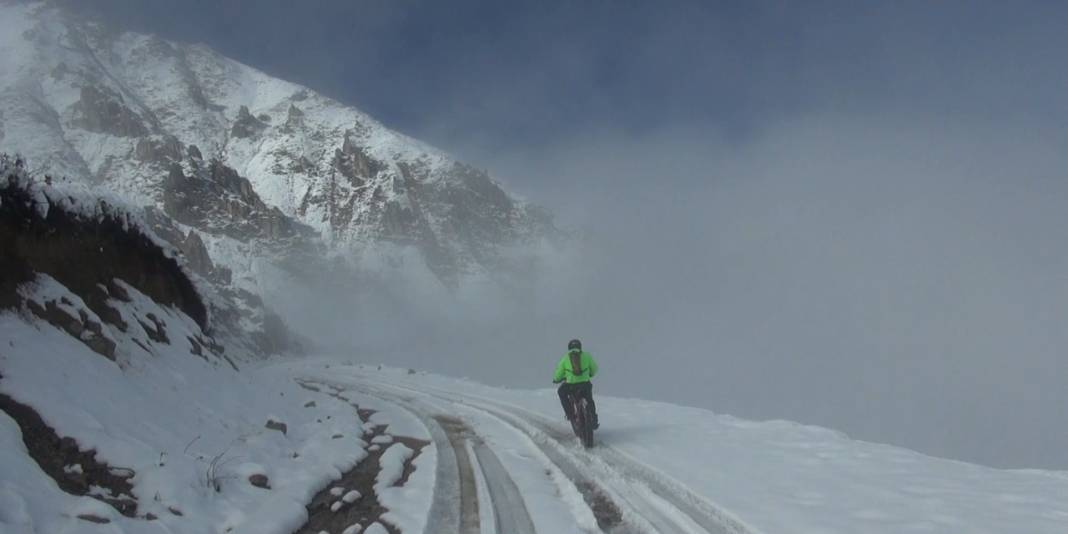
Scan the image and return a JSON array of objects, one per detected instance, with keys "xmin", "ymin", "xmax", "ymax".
[{"xmin": 288, "ymin": 362, "xmax": 1068, "ymax": 534}]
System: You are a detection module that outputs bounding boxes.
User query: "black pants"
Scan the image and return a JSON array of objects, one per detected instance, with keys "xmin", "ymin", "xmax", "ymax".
[{"xmin": 558, "ymin": 382, "xmax": 597, "ymax": 421}]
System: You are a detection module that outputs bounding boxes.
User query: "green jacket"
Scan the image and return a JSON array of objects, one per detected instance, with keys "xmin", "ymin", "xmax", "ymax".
[{"xmin": 554, "ymin": 351, "xmax": 598, "ymax": 384}]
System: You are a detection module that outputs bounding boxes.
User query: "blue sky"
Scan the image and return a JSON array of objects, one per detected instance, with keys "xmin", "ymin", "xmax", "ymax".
[{"xmin": 65, "ymin": 0, "xmax": 1068, "ymax": 469}]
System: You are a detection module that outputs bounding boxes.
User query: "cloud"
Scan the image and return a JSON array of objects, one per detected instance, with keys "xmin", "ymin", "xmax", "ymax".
[{"xmin": 450, "ymin": 113, "xmax": 1068, "ymax": 469}]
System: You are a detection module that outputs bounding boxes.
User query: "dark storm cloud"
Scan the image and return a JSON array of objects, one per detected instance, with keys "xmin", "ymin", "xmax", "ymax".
[{"xmin": 62, "ymin": 0, "xmax": 1068, "ymax": 469}]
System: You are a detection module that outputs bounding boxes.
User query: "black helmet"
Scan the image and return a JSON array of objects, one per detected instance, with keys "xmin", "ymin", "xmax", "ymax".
[{"xmin": 567, "ymin": 339, "xmax": 582, "ymax": 352}]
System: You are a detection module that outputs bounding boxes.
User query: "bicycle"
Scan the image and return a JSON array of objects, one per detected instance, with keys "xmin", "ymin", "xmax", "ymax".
[{"xmin": 566, "ymin": 389, "xmax": 595, "ymax": 449}]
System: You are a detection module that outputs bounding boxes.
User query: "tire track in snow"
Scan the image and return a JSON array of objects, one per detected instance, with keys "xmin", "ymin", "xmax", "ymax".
[
  {"xmin": 438, "ymin": 415, "xmax": 538, "ymax": 534},
  {"xmin": 470, "ymin": 439, "xmax": 538, "ymax": 534},
  {"xmin": 364, "ymin": 381, "xmax": 658, "ymax": 533},
  {"xmin": 420, "ymin": 389, "xmax": 676, "ymax": 533},
  {"xmin": 335, "ymin": 380, "xmax": 539, "ymax": 534},
  {"xmin": 371, "ymin": 378, "xmax": 757, "ymax": 534},
  {"xmin": 435, "ymin": 416, "xmax": 482, "ymax": 533},
  {"xmin": 435, "ymin": 385, "xmax": 754, "ymax": 534}
]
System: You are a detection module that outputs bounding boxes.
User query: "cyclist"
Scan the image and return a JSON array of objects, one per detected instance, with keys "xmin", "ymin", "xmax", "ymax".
[{"xmin": 553, "ymin": 339, "xmax": 599, "ymax": 429}]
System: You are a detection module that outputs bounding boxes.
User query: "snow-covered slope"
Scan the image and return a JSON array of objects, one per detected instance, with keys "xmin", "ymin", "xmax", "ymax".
[
  {"xmin": 0, "ymin": 290, "xmax": 385, "ymax": 534},
  {"xmin": 0, "ymin": 157, "xmax": 418, "ymax": 532},
  {"xmin": 0, "ymin": 1, "xmax": 558, "ymax": 289}
]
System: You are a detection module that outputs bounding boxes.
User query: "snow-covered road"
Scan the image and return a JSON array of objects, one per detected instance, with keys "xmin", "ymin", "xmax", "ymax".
[
  {"xmin": 289, "ymin": 363, "xmax": 1068, "ymax": 534},
  {"xmin": 297, "ymin": 370, "xmax": 761, "ymax": 534}
]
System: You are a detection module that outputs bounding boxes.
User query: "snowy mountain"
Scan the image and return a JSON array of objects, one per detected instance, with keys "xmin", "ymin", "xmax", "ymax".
[{"xmin": 0, "ymin": 1, "xmax": 559, "ymax": 294}]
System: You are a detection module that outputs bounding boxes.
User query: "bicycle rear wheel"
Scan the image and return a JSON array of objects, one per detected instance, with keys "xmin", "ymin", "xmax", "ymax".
[
  {"xmin": 570, "ymin": 397, "xmax": 584, "ymax": 438},
  {"xmin": 579, "ymin": 399, "xmax": 594, "ymax": 448}
]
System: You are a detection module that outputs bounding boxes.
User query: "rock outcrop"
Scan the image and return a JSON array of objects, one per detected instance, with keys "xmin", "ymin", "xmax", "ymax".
[
  {"xmin": 70, "ymin": 85, "xmax": 151, "ymax": 138},
  {"xmin": 0, "ymin": 161, "xmax": 208, "ymax": 331},
  {"xmin": 1, "ymin": 155, "xmax": 293, "ymax": 361},
  {"xmin": 231, "ymin": 105, "xmax": 267, "ymax": 139},
  {"xmin": 162, "ymin": 159, "xmax": 316, "ymax": 244}
]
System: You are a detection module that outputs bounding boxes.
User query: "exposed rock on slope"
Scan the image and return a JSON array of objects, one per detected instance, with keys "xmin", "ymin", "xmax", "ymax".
[
  {"xmin": 0, "ymin": 391, "xmax": 140, "ymax": 520},
  {"xmin": 0, "ymin": 155, "xmax": 288, "ymax": 360},
  {"xmin": 162, "ymin": 156, "xmax": 316, "ymax": 245},
  {"xmin": 70, "ymin": 85, "xmax": 151, "ymax": 138},
  {"xmin": 0, "ymin": 164, "xmax": 207, "ymax": 331},
  {"xmin": 0, "ymin": 204, "xmax": 370, "ymax": 531}
]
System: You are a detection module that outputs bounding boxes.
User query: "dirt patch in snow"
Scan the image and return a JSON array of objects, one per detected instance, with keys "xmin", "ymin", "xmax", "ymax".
[
  {"xmin": 0, "ymin": 391, "xmax": 141, "ymax": 518},
  {"xmin": 294, "ymin": 382, "xmax": 429, "ymax": 534},
  {"xmin": 576, "ymin": 480, "xmax": 625, "ymax": 531}
]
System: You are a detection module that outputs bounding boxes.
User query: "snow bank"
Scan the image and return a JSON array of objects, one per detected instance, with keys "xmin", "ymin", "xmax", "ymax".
[{"xmin": 374, "ymin": 443, "xmax": 414, "ymax": 492}]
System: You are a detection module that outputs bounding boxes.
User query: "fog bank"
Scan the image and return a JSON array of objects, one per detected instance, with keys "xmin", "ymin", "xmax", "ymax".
[{"xmin": 271, "ymin": 113, "xmax": 1068, "ymax": 470}]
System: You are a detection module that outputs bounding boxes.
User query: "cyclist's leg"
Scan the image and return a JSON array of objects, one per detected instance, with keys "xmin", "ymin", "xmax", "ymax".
[{"xmin": 557, "ymin": 382, "xmax": 573, "ymax": 420}]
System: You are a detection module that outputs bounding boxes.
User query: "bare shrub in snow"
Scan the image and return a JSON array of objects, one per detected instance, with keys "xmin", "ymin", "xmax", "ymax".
[{"xmin": 205, "ymin": 448, "xmax": 241, "ymax": 493}]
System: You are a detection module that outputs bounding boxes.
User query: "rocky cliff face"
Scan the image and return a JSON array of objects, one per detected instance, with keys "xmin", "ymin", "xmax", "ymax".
[
  {"xmin": 0, "ymin": 155, "xmax": 289, "ymax": 359},
  {"xmin": 0, "ymin": 2, "xmax": 560, "ymax": 292},
  {"xmin": 162, "ymin": 156, "xmax": 317, "ymax": 246}
]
